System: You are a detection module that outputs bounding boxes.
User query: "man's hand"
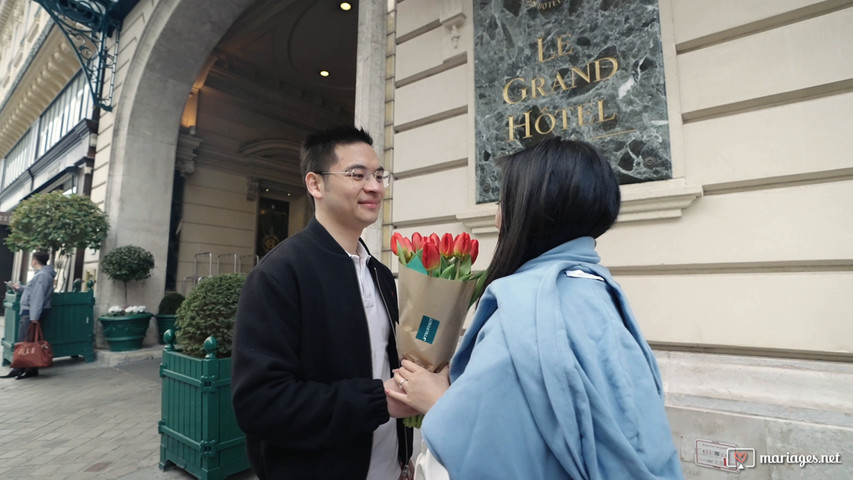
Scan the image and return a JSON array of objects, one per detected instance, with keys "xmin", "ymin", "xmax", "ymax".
[{"xmin": 384, "ymin": 378, "xmax": 420, "ymax": 418}]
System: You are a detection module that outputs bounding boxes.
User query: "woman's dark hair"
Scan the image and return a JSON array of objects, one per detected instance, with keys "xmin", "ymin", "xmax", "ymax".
[{"xmin": 483, "ymin": 137, "xmax": 620, "ymax": 290}]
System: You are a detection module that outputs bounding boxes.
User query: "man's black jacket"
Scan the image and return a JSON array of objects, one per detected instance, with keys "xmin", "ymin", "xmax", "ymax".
[{"xmin": 232, "ymin": 218, "xmax": 412, "ymax": 479}]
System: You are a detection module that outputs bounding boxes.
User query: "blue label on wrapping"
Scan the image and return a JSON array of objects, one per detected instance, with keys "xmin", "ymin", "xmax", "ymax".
[{"xmin": 416, "ymin": 315, "xmax": 439, "ymax": 344}]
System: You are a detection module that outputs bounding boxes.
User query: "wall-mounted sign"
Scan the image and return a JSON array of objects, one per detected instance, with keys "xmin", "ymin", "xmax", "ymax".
[
  {"xmin": 0, "ymin": 212, "xmax": 11, "ymax": 226},
  {"xmin": 526, "ymin": 0, "xmax": 563, "ymax": 12},
  {"xmin": 474, "ymin": 0, "xmax": 673, "ymax": 203}
]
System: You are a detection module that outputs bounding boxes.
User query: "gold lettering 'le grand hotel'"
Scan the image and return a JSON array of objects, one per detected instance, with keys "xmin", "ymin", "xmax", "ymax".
[
  {"xmin": 502, "ymin": 33, "xmax": 620, "ymax": 140},
  {"xmin": 0, "ymin": 1, "xmax": 851, "ymax": 476}
]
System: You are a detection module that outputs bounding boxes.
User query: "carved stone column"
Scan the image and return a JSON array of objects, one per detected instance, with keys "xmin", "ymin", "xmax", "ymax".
[
  {"xmin": 354, "ymin": 0, "xmax": 387, "ymax": 255},
  {"xmin": 175, "ymin": 132, "xmax": 202, "ymax": 177}
]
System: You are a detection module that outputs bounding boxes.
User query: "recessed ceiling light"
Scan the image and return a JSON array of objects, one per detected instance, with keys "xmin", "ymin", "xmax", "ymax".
[
  {"xmin": 340, "ymin": 2, "xmax": 352, "ymax": 11},
  {"xmin": 319, "ymin": 70, "xmax": 330, "ymax": 77}
]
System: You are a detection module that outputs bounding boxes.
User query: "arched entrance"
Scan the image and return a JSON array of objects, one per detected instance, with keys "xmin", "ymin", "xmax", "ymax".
[{"xmin": 97, "ymin": 0, "xmax": 387, "ymax": 329}]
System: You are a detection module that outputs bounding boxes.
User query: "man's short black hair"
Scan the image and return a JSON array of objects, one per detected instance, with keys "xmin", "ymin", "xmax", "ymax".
[
  {"xmin": 32, "ymin": 251, "xmax": 49, "ymax": 266},
  {"xmin": 300, "ymin": 125, "xmax": 374, "ymax": 180}
]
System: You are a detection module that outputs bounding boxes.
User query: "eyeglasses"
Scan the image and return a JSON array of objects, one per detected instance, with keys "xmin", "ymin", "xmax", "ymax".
[{"xmin": 318, "ymin": 168, "xmax": 391, "ymax": 187}]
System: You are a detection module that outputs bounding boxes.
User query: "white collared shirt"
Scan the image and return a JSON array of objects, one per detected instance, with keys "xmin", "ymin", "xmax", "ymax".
[{"xmin": 349, "ymin": 243, "xmax": 400, "ymax": 480}]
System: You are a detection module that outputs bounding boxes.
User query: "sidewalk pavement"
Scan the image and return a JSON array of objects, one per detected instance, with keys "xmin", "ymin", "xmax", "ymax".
[{"xmin": 0, "ymin": 346, "xmax": 259, "ymax": 480}]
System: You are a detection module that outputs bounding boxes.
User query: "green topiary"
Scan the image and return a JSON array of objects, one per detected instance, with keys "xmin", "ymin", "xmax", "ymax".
[
  {"xmin": 101, "ymin": 245, "xmax": 155, "ymax": 305},
  {"xmin": 175, "ymin": 273, "xmax": 246, "ymax": 359},
  {"xmin": 5, "ymin": 192, "xmax": 110, "ymax": 291},
  {"xmin": 158, "ymin": 292, "xmax": 185, "ymax": 315},
  {"xmin": 5, "ymin": 192, "xmax": 109, "ymax": 258}
]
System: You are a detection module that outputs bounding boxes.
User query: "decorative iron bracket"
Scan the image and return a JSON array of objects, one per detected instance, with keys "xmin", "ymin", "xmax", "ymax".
[{"xmin": 33, "ymin": 0, "xmax": 125, "ymax": 112}]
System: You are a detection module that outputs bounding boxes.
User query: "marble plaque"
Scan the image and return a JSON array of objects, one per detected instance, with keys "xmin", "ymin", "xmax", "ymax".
[{"xmin": 474, "ymin": 0, "xmax": 672, "ymax": 203}]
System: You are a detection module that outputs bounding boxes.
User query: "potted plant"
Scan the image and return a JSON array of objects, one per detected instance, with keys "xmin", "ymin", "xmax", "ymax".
[
  {"xmin": 98, "ymin": 245, "xmax": 155, "ymax": 351},
  {"xmin": 2, "ymin": 192, "xmax": 109, "ymax": 365},
  {"xmin": 154, "ymin": 292, "xmax": 184, "ymax": 345},
  {"xmin": 159, "ymin": 273, "xmax": 249, "ymax": 480}
]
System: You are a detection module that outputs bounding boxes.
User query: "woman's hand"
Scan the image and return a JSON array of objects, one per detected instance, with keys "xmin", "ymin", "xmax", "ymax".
[
  {"xmin": 384, "ymin": 378, "xmax": 420, "ymax": 418},
  {"xmin": 385, "ymin": 359, "xmax": 450, "ymax": 414}
]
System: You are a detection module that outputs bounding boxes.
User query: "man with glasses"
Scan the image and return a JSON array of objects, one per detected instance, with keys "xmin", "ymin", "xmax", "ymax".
[{"xmin": 232, "ymin": 125, "xmax": 415, "ymax": 480}]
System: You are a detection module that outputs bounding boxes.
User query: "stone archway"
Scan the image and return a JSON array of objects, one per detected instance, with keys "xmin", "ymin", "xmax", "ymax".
[
  {"xmin": 96, "ymin": 0, "xmax": 388, "ymax": 324},
  {"xmin": 96, "ymin": 0, "xmax": 255, "ymax": 321}
]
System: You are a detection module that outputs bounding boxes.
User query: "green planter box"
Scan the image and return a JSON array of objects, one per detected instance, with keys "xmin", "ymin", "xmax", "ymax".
[
  {"xmin": 2, "ymin": 290, "xmax": 95, "ymax": 366},
  {"xmin": 159, "ymin": 335, "xmax": 250, "ymax": 480}
]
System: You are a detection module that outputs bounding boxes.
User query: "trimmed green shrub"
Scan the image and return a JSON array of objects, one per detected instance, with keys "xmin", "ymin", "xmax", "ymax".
[
  {"xmin": 5, "ymin": 192, "xmax": 109, "ymax": 258},
  {"xmin": 158, "ymin": 292, "xmax": 185, "ymax": 315},
  {"xmin": 5, "ymin": 192, "xmax": 109, "ymax": 291},
  {"xmin": 101, "ymin": 245, "xmax": 155, "ymax": 305},
  {"xmin": 176, "ymin": 273, "xmax": 246, "ymax": 359}
]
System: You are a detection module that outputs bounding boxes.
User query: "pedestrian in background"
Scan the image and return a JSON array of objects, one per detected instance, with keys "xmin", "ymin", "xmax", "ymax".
[
  {"xmin": 2, "ymin": 251, "xmax": 55, "ymax": 380},
  {"xmin": 387, "ymin": 138, "xmax": 684, "ymax": 479},
  {"xmin": 231, "ymin": 126, "xmax": 414, "ymax": 479}
]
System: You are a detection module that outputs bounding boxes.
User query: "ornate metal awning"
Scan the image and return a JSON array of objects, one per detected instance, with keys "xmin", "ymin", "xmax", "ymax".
[{"xmin": 33, "ymin": 0, "xmax": 140, "ymax": 112}]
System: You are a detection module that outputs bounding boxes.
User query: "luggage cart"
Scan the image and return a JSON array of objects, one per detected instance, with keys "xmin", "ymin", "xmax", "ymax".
[
  {"xmin": 217, "ymin": 253, "xmax": 238, "ymax": 274},
  {"xmin": 180, "ymin": 252, "xmax": 214, "ymax": 295},
  {"xmin": 239, "ymin": 254, "xmax": 259, "ymax": 273}
]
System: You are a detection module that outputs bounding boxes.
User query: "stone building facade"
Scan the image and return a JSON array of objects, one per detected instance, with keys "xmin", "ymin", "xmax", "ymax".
[{"xmin": 1, "ymin": 0, "xmax": 851, "ymax": 476}]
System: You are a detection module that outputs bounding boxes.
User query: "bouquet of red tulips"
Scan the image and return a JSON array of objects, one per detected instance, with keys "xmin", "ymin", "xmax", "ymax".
[{"xmin": 391, "ymin": 231, "xmax": 486, "ymax": 374}]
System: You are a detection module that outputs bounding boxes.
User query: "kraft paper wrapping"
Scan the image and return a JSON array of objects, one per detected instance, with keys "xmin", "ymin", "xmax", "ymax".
[{"xmin": 396, "ymin": 265, "xmax": 477, "ymax": 372}]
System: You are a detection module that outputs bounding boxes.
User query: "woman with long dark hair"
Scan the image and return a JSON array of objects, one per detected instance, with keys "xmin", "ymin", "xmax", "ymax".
[{"xmin": 387, "ymin": 138, "xmax": 683, "ymax": 479}]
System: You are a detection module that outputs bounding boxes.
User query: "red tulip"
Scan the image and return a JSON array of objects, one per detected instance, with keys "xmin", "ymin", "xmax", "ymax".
[
  {"xmin": 429, "ymin": 233, "xmax": 441, "ymax": 248},
  {"xmin": 400, "ymin": 237, "xmax": 414, "ymax": 262},
  {"xmin": 453, "ymin": 232, "xmax": 470, "ymax": 258},
  {"xmin": 390, "ymin": 232, "xmax": 402, "ymax": 255},
  {"xmin": 439, "ymin": 233, "xmax": 454, "ymax": 259},
  {"xmin": 421, "ymin": 242, "xmax": 440, "ymax": 274},
  {"xmin": 412, "ymin": 232, "xmax": 424, "ymax": 251},
  {"xmin": 401, "ymin": 237, "xmax": 413, "ymax": 253},
  {"xmin": 469, "ymin": 239, "xmax": 479, "ymax": 264}
]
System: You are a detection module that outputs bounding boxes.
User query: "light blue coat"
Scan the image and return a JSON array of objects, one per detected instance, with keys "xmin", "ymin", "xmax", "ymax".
[{"xmin": 422, "ymin": 237, "xmax": 683, "ymax": 479}]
